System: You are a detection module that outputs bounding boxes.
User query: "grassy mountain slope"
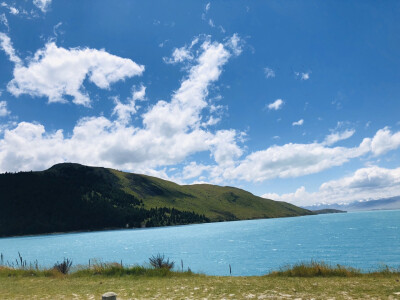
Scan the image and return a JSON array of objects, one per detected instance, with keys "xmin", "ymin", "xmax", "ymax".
[
  {"xmin": 111, "ymin": 169, "xmax": 309, "ymax": 221},
  {"xmin": 0, "ymin": 163, "xmax": 312, "ymax": 236}
]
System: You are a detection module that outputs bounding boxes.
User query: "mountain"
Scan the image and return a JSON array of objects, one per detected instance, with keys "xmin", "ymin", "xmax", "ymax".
[
  {"xmin": 0, "ymin": 163, "xmax": 313, "ymax": 237},
  {"xmin": 312, "ymin": 209, "xmax": 346, "ymax": 214},
  {"xmin": 304, "ymin": 196, "xmax": 400, "ymax": 212}
]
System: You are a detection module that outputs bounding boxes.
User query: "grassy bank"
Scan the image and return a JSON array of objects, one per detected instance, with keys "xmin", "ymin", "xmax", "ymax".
[{"xmin": 1, "ymin": 262, "xmax": 400, "ymax": 299}]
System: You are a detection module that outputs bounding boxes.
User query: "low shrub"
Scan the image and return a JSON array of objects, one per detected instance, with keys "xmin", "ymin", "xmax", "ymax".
[
  {"xmin": 149, "ymin": 254, "xmax": 175, "ymax": 270},
  {"xmin": 53, "ymin": 258, "xmax": 73, "ymax": 275}
]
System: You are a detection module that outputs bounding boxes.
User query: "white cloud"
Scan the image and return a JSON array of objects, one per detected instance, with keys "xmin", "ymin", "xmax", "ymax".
[
  {"xmin": 264, "ymin": 67, "xmax": 275, "ymax": 79},
  {"xmin": 53, "ymin": 22, "xmax": 63, "ymax": 37},
  {"xmin": 208, "ymin": 19, "xmax": 215, "ymax": 27},
  {"xmin": 0, "ymin": 14, "xmax": 8, "ymax": 31},
  {"xmin": 112, "ymin": 85, "xmax": 146, "ymax": 124},
  {"xmin": 164, "ymin": 46, "xmax": 194, "ymax": 64},
  {"xmin": 205, "ymin": 2, "xmax": 211, "ymax": 12},
  {"xmin": 0, "ymin": 36, "xmax": 244, "ymax": 175},
  {"xmin": 368, "ymin": 127, "xmax": 400, "ymax": 156},
  {"xmin": 0, "ymin": 32, "xmax": 21, "ymax": 64},
  {"xmin": 209, "ymin": 130, "xmax": 243, "ymax": 166},
  {"xmin": 292, "ymin": 119, "xmax": 304, "ymax": 126},
  {"xmin": 3, "ymin": 33, "xmax": 400, "ymax": 192},
  {"xmin": 182, "ymin": 162, "xmax": 211, "ymax": 179},
  {"xmin": 322, "ymin": 129, "xmax": 355, "ymax": 146},
  {"xmin": 0, "ymin": 2, "xmax": 19, "ymax": 16},
  {"xmin": 163, "ymin": 38, "xmax": 199, "ymax": 64},
  {"xmin": 0, "ymin": 101, "xmax": 10, "ymax": 116},
  {"xmin": 224, "ymin": 139, "xmax": 369, "ymax": 182},
  {"xmin": 131, "ymin": 84, "xmax": 146, "ymax": 101},
  {"xmin": 144, "ymin": 37, "xmax": 233, "ymax": 136},
  {"xmin": 6, "ymin": 42, "xmax": 145, "ymax": 106},
  {"xmin": 295, "ymin": 71, "xmax": 310, "ymax": 80},
  {"xmin": 267, "ymin": 99, "xmax": 283, "ymax": 111},
  {"xmin": 33, "ymin": 0, "xmax": 51, "ymax": 13},
  {"xmin": 263, "ymin": 166, "xmax": 400, "ymax": 206},
  {"xmin": 225, "ymin": 33, "xmax": 243, "ymax": 56},
  {"xmin": 301, "ymin": 73, "xmax": 309, "ymax": 80},
  {"xmin": 9, "ymin": 7, "xmax": 19, "ymax": 15},
  {"xmin": 199, "ymin": 127, "xmax": 400, "ymax": 184}
]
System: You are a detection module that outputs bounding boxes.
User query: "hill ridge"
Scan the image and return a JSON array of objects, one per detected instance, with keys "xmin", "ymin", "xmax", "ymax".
[{"xmin": 0, "ymin": 163, "xmax": 313, "ymax": 237}]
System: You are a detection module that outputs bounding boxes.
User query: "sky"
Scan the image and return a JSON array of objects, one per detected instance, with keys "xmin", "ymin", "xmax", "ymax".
[{"xmin": 1, "ymin": 0, "xmax": 400, "ymax": 207}]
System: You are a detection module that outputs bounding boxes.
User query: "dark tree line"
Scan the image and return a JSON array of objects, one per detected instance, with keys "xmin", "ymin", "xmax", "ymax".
[{"xmin": 0, "ymin": 164, "xmax": 209, "ymax": 236}]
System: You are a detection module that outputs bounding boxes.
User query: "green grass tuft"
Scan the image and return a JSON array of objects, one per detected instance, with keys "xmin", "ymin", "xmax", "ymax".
[{"xmin": 268, "ymin": 261, "xmax": 400, "ymax": 277}]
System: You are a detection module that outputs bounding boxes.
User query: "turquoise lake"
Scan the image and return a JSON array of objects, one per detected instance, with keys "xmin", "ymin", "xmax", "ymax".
[{"xmin": 0, "ymin": 210, "xmax": 399, "ymax": 276}]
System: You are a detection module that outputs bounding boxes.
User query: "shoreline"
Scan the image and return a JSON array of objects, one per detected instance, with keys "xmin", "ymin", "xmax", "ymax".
[
  {"xmin": 0, "ymin": 212, "xmax": 317, "ymax": 239},
  {"xmin": 3, "ymin": 208, "xmax": 400, "ymax": 239}
]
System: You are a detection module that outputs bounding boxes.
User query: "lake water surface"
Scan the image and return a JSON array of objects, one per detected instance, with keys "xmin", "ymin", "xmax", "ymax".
[{"xmin": 0, "ymin": 210, "xmax": 399, "ymax": 276}]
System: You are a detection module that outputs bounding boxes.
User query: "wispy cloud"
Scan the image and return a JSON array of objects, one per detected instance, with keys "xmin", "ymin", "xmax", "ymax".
[
  {"xmin": 0, "ymin": 13, "xmax": 9, "ymax": 31},
  {"xmin": 264, "ymin": 67, "xmax": 275, "ymax": 79},
  {"xmin": 0, "ymin": 32, "xmax": 22, "ymax": 64},
  {"xmin": 0, "ymin": 100, "xmax": 10, "ymax": 116},
  {"xmin": 112, "ymin": 85, "xmax": 146, "ymax": 124},
  {"xmin": 292, "ymin": 119, "xmax": 304, "ymax": 126},
  {"xmin": 322, "ymin": 129, "xmax": 355, "ymax": 146},
  {"xmin": 295, "ymin": 71, "xmax": 310, "ymax": 80},
  {"xmin": 33, "ymin": 0, "xmax": 52, "ymax": 13}
]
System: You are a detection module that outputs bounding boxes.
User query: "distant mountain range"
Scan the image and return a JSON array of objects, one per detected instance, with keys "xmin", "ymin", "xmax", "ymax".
[
  {"xmin": 303, "ymin": 196, "xmax": 400, "ymax": 212},
  {"xmin": 0, "ymin": 163, "xmax": 313, "ymax": 237}
]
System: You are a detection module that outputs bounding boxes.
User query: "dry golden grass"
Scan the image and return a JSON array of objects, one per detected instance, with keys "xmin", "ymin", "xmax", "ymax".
[
  {"xmin": 1, "ymin": 274, "xmax": 400, "ymax": 299},
  {"xmin": 1, "ymin": 262, "xmax": 399, "ymax": 299}
]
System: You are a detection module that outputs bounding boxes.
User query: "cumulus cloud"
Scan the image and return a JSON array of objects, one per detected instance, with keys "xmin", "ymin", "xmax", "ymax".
[
  {"xmin": 9, "ymin": 7, "xmax": 18, "ymax": 15},
  {"xmin": 144, "ymin": 37, "xmax": 232, "ymax": 136},
  {"xmin": 264, "ymin": 67, "xmax": 275, "ymax": 79},
  {"xmin": 2, "ymin": 33, "xmax": 400, "ymax": 191},
  {"xmin": 191, "ymin": 127, "xmax": 400, "ymax": 184},
  {"xmin": 368, "ymin": 127, "xmax": 400, "ymax": 156},
  {"xmin": 0, "ymin": 36, "xmax": 244, "ymax": 175},
  {"xmin": 262, "ymin": 166, "xmax": 400, "ymax": 206},
  {"xmin": 267, "ymin": 99, "xmax": 283, "ymax": 111},
  {"xmin": 0, "ymin": 101, "xmax": 10, "ymax": 116},
  {"xmin": 164, "ymin": 37, "xmax": 199, "ymax": 64},
  {"xmin": 223, "ymin": 138, "xmax": 369, "ymax": 182},
  {"xmin": 292, "ymin": 119, "xmax": 304, "ymax": 126},
  {"xmin": 6, "ymin": 42, "xmax": 144, "ymax": 106},
  {"xmin": 164, "ymin": 46, "xmax": 194, "ymax": 64},
  {"xmin": 33, "ymin": 0, "xmax": 51, "ymax": 12},
  {"xmin": 182, "ymin": 162, "xmax": 211, "ymax": 179},
  {"xmin": 112, "ymin": 85, "xmax": 146, "ymax": 124}
]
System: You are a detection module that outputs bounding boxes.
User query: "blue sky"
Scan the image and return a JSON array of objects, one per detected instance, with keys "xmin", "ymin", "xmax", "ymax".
[{"xmin": 1, "ymin": 0, "xmax": 400, "ymax": 206}]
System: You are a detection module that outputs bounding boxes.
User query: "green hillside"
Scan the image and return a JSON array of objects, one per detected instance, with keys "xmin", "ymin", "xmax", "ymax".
[{"xmin": 0, "ymin": 163, "xmax": 312, "ymax": 236}]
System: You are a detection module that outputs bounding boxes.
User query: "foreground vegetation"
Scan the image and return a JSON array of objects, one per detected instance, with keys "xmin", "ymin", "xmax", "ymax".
[
  {"xmin": 0, "ymin": 163, "xmax": 312, "ymax": 237},
  {"xmin": 1, "ymin": 261, "xmax": 399, "ymax": 299}
]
